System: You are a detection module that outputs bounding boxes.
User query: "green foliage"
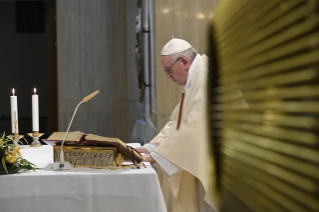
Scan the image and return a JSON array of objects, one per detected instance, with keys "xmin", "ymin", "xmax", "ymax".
[{"xmin": 0, "ymin": 132, "xmax": 37, "ymax": 174}]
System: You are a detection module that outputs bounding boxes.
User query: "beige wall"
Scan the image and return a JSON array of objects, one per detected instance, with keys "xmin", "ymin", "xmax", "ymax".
[
  {"xmin": 154, "ymin": 0, "xmax": 220, "ymax": 130},
  {"xmin": 56, "ymin": 0, "xmax": 219, "ymax": 142},
  {"xmin": 57, "ymin": 0, "xmax": 143, "ymax": 142}
]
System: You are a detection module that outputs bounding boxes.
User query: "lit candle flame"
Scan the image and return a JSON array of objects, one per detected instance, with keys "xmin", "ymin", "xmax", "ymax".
[
  {"xmin": 12, "ymin": 88, "xmax": 15, "ymax": 95},
  {"xmin": 34, "ymin": 88, "xmax": 36, "ymax": 94}
]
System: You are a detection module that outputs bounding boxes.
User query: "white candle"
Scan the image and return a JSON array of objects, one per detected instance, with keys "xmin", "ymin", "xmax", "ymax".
[
  {"xmin": 32, "ymin": 88, "xmax": 39, "ymax": 131},
  {"xmin": 10, "ymin": 88, "xmax": 18, "ymax": 134}
]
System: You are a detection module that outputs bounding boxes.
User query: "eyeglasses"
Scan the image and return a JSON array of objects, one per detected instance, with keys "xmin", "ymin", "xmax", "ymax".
[{"xmin": 164, "ymin": 57, "xmax": 181, "ymax": 74}]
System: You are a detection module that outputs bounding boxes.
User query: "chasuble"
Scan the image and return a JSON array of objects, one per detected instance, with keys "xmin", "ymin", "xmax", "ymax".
[{"xmin": 147, "ymin": 55, "xmax": 217, "ymax": 212}]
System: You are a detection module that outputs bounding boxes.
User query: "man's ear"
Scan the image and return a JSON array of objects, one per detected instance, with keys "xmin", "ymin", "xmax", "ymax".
[{"xmin": 181, "ymin": 57, "xmax": 191, "ymax": 68}]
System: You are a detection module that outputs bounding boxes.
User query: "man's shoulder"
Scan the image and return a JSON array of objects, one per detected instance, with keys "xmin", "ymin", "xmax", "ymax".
[
  {"xmin": 194, "ymin": 55, "xmax": 209, "ymax": 75},
  {"xmin": 200, "ymin": 54, "xmax": 209, "ymax": 62},
  {"xmin": 196, "ymin": 54, "xmax": 208, "ymax": 68}
]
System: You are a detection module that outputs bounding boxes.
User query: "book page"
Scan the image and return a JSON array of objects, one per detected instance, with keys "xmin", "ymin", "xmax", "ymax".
[{"xmin": 47, "ymin": 131, "xmax": 84, "ymax": 141}]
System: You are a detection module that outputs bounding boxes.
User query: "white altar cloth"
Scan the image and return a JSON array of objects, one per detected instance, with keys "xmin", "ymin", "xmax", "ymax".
[{"xmin": 0, "ymin": 144, "xmax": 167, "ymax": 212}]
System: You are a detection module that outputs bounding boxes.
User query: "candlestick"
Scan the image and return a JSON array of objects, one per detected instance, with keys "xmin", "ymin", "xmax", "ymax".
[
  {"xmin": 7, "ymin": 111, "xmax": 23, "ymax": 147},
  {"xmin": 10, "ymin": 88, "xmax": 18, "ymax": 134},
  {"xmin": 28, "ymin": 131, "xmax": 44, "ymax": 147},
  {"xmin": 32, "ymin": 88, "xmax": 39, "ymax": 131}
]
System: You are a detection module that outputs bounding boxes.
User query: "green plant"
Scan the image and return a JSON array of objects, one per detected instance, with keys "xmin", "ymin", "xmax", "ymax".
[{"xmin": 0, "ymin": 132, "xmax": 37, "ymax": 173}]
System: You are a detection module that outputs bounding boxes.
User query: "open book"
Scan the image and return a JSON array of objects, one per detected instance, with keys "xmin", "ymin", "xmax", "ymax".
[{"xmin": 43, "ymin": 131, "xmax": 146, "ymax": 164}]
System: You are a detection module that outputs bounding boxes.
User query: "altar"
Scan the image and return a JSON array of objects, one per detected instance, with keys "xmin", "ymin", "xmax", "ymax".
[{"xmin": 0, "ymin": 144, "xmax": 167, "ymax": 212}]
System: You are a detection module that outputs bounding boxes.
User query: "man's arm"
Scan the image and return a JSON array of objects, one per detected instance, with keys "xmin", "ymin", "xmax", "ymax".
[
  {"xmin": 135, "ymin": 122, "xmax": 172, "ymax": 154},
  {"xmin": 136, "ymin": 104, "xmax": 180, "ymax": 154},
  {"xmin": 143, "ymin": 151, "xmax": 182, "ymax": 177},
  {"xmin": 135, "ymin": 121, "xmax": 172, "ymax": 154},
  {"xmin": 150, "ymin": 152, "xmax": 182, "ymax": 177},
  {"xmin": 136, "ymin": 102, "xmax": 182, "ymax": 175}
]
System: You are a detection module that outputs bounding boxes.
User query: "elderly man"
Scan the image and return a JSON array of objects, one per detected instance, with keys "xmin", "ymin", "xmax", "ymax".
[{"xmin": 136, "ymin": 38, "xmax": 216, "ymax": 212}]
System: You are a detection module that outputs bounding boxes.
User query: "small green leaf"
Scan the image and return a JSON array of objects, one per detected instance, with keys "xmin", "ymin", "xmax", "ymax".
[{"xmin": 2, "ymin": 157, "xmax": 8, "ymax": 174}]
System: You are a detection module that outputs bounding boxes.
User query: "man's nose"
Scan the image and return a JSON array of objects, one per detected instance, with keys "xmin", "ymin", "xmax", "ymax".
[{"xmin": 166, "ymin": 73, "xmax": 172, "ymax": 78}]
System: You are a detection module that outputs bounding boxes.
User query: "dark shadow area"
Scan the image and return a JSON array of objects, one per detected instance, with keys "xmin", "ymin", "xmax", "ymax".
[{"xmin": 0, "ymin": 1, "xmax": 57, "ymax": 144}]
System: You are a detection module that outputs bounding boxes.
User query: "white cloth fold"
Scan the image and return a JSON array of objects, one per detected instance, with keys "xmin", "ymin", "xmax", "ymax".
[
  {"xmin": 151, "ymin": 152, "xmax": 181, "ymax": 177},
  {"xmin": 144, "ymin": 143, "xmax": 157, "ymax": 153},
  {"xmin": 184, "ymin": 54, "xmax": 201, "ymax": 92}
]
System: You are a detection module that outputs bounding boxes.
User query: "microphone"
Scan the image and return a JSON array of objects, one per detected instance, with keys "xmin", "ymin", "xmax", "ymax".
[{"xmin": 53, "ymin": 90, "xmax": 100, "ymax": 170}]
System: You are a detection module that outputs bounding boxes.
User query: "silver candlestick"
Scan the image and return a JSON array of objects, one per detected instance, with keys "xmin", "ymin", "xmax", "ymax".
[{"xmin": 28, "ymin": 131, "xmax": 44, "ymax": 147}]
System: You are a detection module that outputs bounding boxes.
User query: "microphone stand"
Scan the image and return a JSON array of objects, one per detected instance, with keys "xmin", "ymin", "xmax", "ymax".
[{"xmin": 52, "ymin": 90, "xmax": 99, "ymax": 171}]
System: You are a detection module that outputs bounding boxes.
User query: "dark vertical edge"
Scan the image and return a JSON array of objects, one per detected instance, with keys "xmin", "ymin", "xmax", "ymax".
[
  {"xmin": 207, "ymin": 21, "xmax": 221, "ymax": 194},
  {"xmin": 45, "ymin": 0, "xmax": 58, "ymax": 136}
]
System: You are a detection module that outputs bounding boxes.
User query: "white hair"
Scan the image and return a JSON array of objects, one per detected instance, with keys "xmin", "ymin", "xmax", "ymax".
[{"xmin": 169, "ymin": 47, "xmax": 197, "ymax": 62}]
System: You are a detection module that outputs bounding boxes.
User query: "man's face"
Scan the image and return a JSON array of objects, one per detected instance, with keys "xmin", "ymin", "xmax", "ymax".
[{"xmin": 161, "ymin": 55, "xmax": 189, "ymax": 86}]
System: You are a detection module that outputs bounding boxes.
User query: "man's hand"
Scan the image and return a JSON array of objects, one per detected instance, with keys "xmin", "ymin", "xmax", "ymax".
[
  {"xmin": 135, "ymin": 147, "xmax": 150, "ymax": 154},
  {"xmin": 145, "ymin": 154, "xmax": 156, "ymax": 165}
]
